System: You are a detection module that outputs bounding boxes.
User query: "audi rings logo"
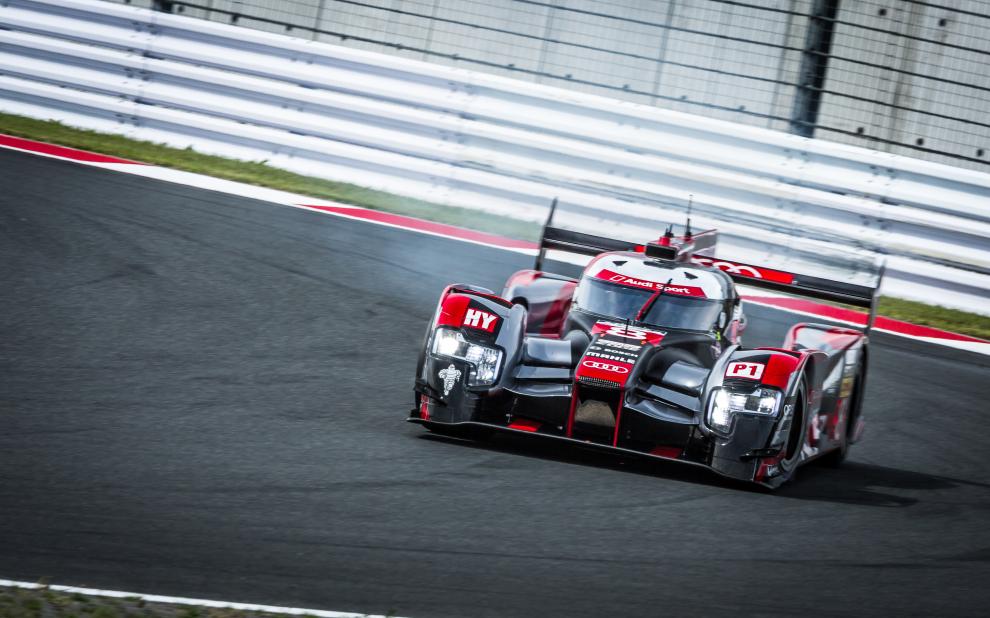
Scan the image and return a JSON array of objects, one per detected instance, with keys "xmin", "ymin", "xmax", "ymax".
[
  {"xmin": 693, "ymin": 257, "xmax": 763, "ymax": 278},
  {"xmin": 582, "ymin": 360, "xmax": 629, "ymax": 374}
]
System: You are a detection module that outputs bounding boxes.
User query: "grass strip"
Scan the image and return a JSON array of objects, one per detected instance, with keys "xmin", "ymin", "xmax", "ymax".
[
  {"xmin": 1, "ymin": 112, "xmax": 987, "ymax": 339},
  {"xmin": 0, "ymin": 112, "xmax": 538, "ymax": 241},
  {"xmin": 877, "ymin": 296, "xmax": 989, "ymax": 340}
]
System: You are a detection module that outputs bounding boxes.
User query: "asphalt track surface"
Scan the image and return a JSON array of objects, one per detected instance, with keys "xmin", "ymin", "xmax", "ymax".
[{"xmin": 2, "ymin": 149, "xmax": 989, "ymax": 618}]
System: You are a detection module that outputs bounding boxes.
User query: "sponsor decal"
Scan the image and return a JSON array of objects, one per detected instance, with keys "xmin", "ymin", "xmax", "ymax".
[
  {"xmin": 463, "ymin": 307, "xmax": 499, "ymax": 332},
  {"xmin": 691, "ymin": 257, "xmax": 795, "ymax": 285},
  {"xmin": 438, "ymin": 363, "xmax": 461, "ymax": 396},
  {"xmin": 604, "ymin": 325, "xmax": 647, "ymax": 340},
  {"xmin": 436, "ymin": 293, "xmax": 471, "ymax": 329},
  {"xmin": 585, "ymin": 351, "xmax": 633, "ymax": 363},
  {"xmin": 574, "ymin": 321, "xmax": 666, "ymax": 386},
  {"xmin": 600, "ymin": 339, "xmax": 643, "ymax": 352},
  {"xmin": 581, "ymin": 360, "xmax": 629, "ymax": 374},
  {"xmin": 595, "ymin": 269, "xmax": 707, "ymax": 297},
  {"xmin": 436, "ymin": 294, "xmax": 502, "ymax": 338},
  {"xmin": 839, "ymin": 376, "xmax": 854, "ymax": 398},
  {"xmin": 592, "ymin": 321, "xmax": 666, "ymax": 346},
  {"xmin": 725, "ymin": 361, "xmax": 765, "ymax": 380}
]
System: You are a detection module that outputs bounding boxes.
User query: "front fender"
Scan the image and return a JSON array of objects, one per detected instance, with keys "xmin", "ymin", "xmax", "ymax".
[
  {"xmin": 502, "ymin": 270, "xmax": 577, "ymax": 337},
  {"xmin": 702, "ymin": 347, "xmax": 824, "ymax": 483},
  {"xmin": 416, "ymin": 286, "xmax": 527, "ymax": 422}
]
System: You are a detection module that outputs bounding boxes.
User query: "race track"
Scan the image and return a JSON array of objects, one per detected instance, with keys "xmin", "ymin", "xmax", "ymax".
[{"xmin": 2, "ymin": 149, "xmax": 989, "ymax": 617}]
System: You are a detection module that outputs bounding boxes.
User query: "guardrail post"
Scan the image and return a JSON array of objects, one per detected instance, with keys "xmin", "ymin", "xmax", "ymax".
[{"xmin": 152, "ymin": 1, "xmax": 174, "ymax": 13}]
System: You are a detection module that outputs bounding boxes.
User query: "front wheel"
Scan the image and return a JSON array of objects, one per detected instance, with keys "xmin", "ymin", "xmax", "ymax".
[{"xmin": 762, "ymin": 377, "xmax": 808, "ymax": 488}]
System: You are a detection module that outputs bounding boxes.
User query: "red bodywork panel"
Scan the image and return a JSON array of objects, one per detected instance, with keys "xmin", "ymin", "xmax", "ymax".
[
  {"xmin": 760, "ymin": 353, "xmax": 803, "ymax": 390},
  {"xmin": 436, "ymin": 293, "xmax": 471, "ymax": 329},
  {"xmin": 691, "ymin": 256, "xmax": 796, "ymax": 284},
  {"xmin": 436, "ymin": 291, "xmax": 504, "ymax": 334},
  {"xmin": 508, "ymin": 418, "xmax": 542, "ymax": 432},
  {"xmin": 502, "ymin": 270, "xmax": 576, "ymax": 338}
]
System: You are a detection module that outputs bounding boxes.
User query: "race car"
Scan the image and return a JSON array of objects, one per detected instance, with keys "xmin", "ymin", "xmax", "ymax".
[{"xmin": 409, "ymin": 203, "xmax": 881, "ymax": 488}]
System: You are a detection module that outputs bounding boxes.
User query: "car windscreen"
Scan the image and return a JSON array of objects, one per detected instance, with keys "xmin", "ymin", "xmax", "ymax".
[{"xmin": 573, "ymin": 277, "xmax": 723, "ymax": 331}]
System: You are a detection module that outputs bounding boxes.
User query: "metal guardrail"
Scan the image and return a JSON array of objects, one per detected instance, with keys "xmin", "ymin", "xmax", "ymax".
[{"xmin": 1, "ymin": 0, "xmax": 988, "ymax": 313}]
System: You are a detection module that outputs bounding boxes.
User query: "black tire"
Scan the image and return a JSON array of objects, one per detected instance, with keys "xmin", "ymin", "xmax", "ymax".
[
  {"xmin": 821, "ymin": 432, "xmax": 849, "ymax": 467},
  {"xmin": 822, "ymin": 366, "xmax": 863, "ymax": 467},
  {"xmin": 770, "ymin": 377, "xmax": 808, "ymax": 487}
]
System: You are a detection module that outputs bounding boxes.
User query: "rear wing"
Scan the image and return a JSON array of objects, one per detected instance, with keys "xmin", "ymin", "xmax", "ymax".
[
  {"xmin": 533, "ymin": 198, "xmax": 884, "ymax": 332},
  {"xmin": 533, "ymin": 199, "xmax": 632, "ymax": 268},
  {"xmin": 690, "ymin": 255, "xmax": 885, "ymax": 333}
]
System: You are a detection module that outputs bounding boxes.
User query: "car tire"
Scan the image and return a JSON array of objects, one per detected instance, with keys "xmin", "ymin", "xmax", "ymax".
[
  {"xmin": 773, "ymin": 376, "xmax": 808, "ymax": 487},
  {"xmin": 822, "ymin": 366, "xmax": 863, "ymax": 467}
]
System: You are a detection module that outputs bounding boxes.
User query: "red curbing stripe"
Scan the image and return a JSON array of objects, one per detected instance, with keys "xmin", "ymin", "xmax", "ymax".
[
  {"xmin": 743, "ymin": 295, "xmax": 988, "ymax": 343},
  {"xmin": 0, "ymin": 134, "xmax": 144, "ymax": 164},
  {"xmin": 301, "ymin": 205, "xmax": 538, "ymax": 251}
]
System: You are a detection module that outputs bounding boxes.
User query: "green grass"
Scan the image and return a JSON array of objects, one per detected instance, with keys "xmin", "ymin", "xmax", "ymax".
[
  {"xmin": 877, "ymin": 296, "xmax": 989, "ymax": 339},
  {"xmin": 0, "ymin": 586, "xmax": 346, "ymax": 618},
  {"xmin": 1, "ymin": 112, "xmax": 987, "ymax": 340}
]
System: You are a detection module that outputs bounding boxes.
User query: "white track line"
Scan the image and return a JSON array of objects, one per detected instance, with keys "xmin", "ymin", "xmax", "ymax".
[{"xmin": 0, "ymin": 579, "xmax": 406, "ymax": 618}]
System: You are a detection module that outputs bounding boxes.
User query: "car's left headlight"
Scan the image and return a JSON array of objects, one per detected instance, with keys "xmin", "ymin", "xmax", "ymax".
[
  {"xmin": 707, "ymin": 385, "xmax": 782, "ymax": 434},
  {"xmin": 431, "ymin": 328, "xmax": 503, "ymax": 386}
]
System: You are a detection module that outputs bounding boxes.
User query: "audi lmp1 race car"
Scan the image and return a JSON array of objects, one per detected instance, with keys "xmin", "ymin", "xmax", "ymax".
[{"xmin": 409, "ymin": 206, "xmax": 881, "ymax": 488}]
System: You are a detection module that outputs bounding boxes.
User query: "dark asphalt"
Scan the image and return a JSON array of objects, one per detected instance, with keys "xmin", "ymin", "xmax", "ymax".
[{"xmin": 1, "ymin": 149, "xmax": 989, "ymax": 617}]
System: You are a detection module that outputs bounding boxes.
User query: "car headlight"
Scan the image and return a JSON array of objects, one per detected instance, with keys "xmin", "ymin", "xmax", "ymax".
[
  {"xmin": 431, "ymin": 328, "xmax": 503, "ymax": 386},
  {"xmin": 707, "ymin": 385, "xmax": 782, "ymax": 434}
]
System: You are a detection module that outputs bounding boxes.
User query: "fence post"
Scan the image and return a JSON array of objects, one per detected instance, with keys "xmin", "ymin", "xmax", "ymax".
[{"xmin": 789, "ymin": 0, "xmax": 840, "ymax": 137}]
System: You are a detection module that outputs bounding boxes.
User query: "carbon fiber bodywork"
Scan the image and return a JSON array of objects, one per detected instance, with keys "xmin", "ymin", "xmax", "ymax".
[{"xmin": 411, "ymin": 275, "xmax": 870, "ymax": 489}]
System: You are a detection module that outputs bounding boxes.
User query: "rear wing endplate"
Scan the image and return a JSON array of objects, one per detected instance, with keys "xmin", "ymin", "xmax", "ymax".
[{"xmin": 534, "ymin": 199, "xmax": 640, "ymax": 269}]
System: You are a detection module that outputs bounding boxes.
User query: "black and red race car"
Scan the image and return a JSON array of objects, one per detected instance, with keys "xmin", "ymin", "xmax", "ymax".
[{"xmin": 409, "ymin": 207, "xmax": 881, "ymax": 488}]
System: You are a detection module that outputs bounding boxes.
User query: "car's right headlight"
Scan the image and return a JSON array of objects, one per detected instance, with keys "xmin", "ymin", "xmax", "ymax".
[
  {"xmin": 707, "ymin": 385, "xmax": 782, "ymax": 434},
  {"xmin": 431, "ymin": 328, "xmax": 503, "ymax": 386}
]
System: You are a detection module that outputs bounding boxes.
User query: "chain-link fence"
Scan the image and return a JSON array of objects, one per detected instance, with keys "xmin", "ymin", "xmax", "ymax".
[{"xmin": 112, "ymin": 0, "xmax": 990, "ymax": 171}]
